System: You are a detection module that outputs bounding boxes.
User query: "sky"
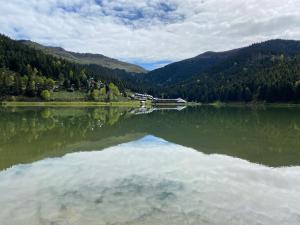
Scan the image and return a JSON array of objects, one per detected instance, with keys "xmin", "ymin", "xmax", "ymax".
[{"xmin": 1, "ymin": 0, "xmax": 300, "ymax": 70}]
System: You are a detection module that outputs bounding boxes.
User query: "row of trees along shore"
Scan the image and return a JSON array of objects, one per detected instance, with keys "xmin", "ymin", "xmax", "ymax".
[{"xmin": 0, "ymin": 66, "xmax": 121, "ymax": 101}]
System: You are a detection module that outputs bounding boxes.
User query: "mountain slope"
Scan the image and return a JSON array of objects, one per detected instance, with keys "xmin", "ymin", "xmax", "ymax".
[
  {"xmin": 145, "ymin": 49, "xmax": 240, "ymax": 86},
  {"xmin": 146, "ymin": 40, "xmax": 300, "ymax": 86},
  {"xmin": 146, "ymin": 39, "xmax": 300, "ymax": 102},
  {"xmin": 0, "ymin": 34, "xmax": 140, "ymax": 98},
  {"xmin": 2, "ymin": 33, "xmax": 300, "ymax": 103},
  {"xmin": 20, "ymin": 40, "xmax": 146, "ymax": 74}
]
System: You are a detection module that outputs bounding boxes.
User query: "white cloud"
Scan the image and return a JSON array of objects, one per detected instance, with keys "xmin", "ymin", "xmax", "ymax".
[{"xmin": 1, "ymin": 0, "xmax": 300, "ymax": 66}]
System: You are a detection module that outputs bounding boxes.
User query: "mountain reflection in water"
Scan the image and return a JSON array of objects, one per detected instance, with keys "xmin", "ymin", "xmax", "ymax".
[
  {"xmin": 1, "ymin": 106, "xmax": 300, "ymax": 170},
  {"xmin": 0, "ymin": 136, "xmax": 300, "ymax": 225}
]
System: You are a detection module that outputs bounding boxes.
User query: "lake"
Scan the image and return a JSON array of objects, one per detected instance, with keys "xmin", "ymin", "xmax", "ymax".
[{"xmin": 0, "ymin": 106, "xmax": 300, "ymax": 225}]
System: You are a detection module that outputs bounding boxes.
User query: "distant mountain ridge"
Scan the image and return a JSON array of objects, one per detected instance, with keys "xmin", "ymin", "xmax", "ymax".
[
  {"xmin": 2, "ymin": 33, "xmax": 300, "ymax": 103},
  {"xmin": 19, "ymin": 40, "xmax": 147, "ymax": 74},
  {"xmin": 144, "ymin": 39, "xmax": 300, "ymax": 102},
  {"xmin": 145, "ymin": 49, "xmax": 240, "ymax": 85},
  {"xmin": 146, "ymin": 39, "xmax": 300, "ymax": 86}
]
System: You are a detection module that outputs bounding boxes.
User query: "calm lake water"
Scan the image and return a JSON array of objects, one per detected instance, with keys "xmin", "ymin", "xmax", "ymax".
[{"xmin": 0, "ymin": 106, "xmax": 300, "ymax": 225}]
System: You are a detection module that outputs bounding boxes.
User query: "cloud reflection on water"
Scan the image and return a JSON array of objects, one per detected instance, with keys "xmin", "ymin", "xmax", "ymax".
[{"xmin": 0, "ymin": 136, "xmax": 300, "ymax": 225}]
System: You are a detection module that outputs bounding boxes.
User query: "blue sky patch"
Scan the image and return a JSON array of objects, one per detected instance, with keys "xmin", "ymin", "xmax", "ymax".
[{"xmin": 130, "ymin": 60, "xmax": 173, "ymax": 71}]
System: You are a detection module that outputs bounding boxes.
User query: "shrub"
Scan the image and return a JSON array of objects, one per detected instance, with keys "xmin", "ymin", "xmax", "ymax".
[
  {"xmin": 91, "ymin": 89, "xmax": 100, "ymax": 101},
  {"xmin": 40, "ymin": 90, "xmax": 51, "ymax": 101},
  {"xmin": 91, "ymin": 88, "xmax": 107, "ymax": 101},
  {"xmin": 8, "ymin": 96, "xmax": 16, "ymax": 102}
]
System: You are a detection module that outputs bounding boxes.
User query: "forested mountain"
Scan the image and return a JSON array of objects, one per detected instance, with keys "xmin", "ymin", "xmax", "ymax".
[
  {"xmin": 0, "ymin": 34, "xmax": 141, "ymax": 99},
  {"xmin": 145, "ymin": 49, "xmax": 239, "ymax": 85},
  {"xmin": 20, "ymin": 40, "xmax": 146, "ymax": 74},
  {"xmin": 145, "ymin": 40, "xmax": 300, "ymax": 102},
  {"xmin": 1, "ymin": 33, "xmax": 300, "ymax": 103},
  {"xmin": 146, "ymin": 40, "xmax": 300, "ymax": 86}
]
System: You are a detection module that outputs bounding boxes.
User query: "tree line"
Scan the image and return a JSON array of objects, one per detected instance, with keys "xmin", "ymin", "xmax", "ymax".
[
  {"xmin": 161, "ymin": 56, "xmax": 300, "ymax": 102},
  {"xmin": 0, "ymin": 34, "xmax": 131, "ymax": 100},
  {"xmin": 2, "ymin": 33, "xmax": 300, "ymax": 103}
]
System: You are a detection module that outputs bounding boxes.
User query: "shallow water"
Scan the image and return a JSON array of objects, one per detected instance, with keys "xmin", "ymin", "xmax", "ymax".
[{"xmin": 0, "ymin": 106, "xmax": 300, "ymax": 225}]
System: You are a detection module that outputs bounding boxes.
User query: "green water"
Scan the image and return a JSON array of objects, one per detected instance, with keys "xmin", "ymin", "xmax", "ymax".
[
  {"xmin": 1, "ymin": 105, "xmax": 300, "ymax": 170},
  {"xmin": 1, "ymin": 106, "xmax": 300, "ymax": 225}
]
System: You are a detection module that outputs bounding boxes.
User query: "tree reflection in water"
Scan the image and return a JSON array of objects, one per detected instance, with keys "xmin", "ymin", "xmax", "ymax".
[{"xmin": 1, "ymin": 105, "xmax": 300, "ymax": 170}]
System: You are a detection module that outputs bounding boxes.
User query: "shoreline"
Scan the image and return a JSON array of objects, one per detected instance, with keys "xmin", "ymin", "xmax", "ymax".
[
  {"xmin": 204, "ymin": 101, "xmax": 300, "ymax": 108},
  {"xmin": 0, "ymin": 101, "xmax": 142, "ymax": 107},
  {"xmin": 2, "ymin": 101, "xmax": 300, "ymax": 108}
]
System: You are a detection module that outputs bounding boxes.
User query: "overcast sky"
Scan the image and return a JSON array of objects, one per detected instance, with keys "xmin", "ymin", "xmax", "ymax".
[{"xmin": 1, "ymin": 0, "xmax": 300, "ymax": 70}]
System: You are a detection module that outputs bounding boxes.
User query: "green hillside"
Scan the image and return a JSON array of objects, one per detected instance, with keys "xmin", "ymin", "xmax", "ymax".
[
  {"xmin": 20, "ymin": 40, "xmax": 146, "ymax": 74},
  {"xmin": 0, "ymin": 34, "xmax": 137, "ymax": 101},
  {"xmin": 2, "ymin": 33, "xmax": 300, "ymax": 103},
  {"xmin": 144, "ymin": 40, "xmax": 300, "ymax": 103}
]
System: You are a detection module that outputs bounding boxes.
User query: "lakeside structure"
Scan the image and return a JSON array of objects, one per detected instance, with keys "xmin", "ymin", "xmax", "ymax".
[
  {"xmin": 131, "ymin": 93, "xmax": 154, "ymax": 101},
  {"xmin": 131, "ymin": 93, "xmax": 187, "ymax": 105},
  {"xmin": 152, "ymin": 98, "xmax": 187, "ymax": 105},
  {"xmin": 130, "ymin": 106, "xmax": 187, "ymax": 115}
]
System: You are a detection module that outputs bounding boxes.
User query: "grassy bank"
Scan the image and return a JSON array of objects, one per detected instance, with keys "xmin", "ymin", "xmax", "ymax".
[
  {"xmin": 50, "ymin": 91, "xmax": 87, "ymax": 101},
  {"xmin": 1, "ymin": 101, "xmax": 142, "ymax": 107}
]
